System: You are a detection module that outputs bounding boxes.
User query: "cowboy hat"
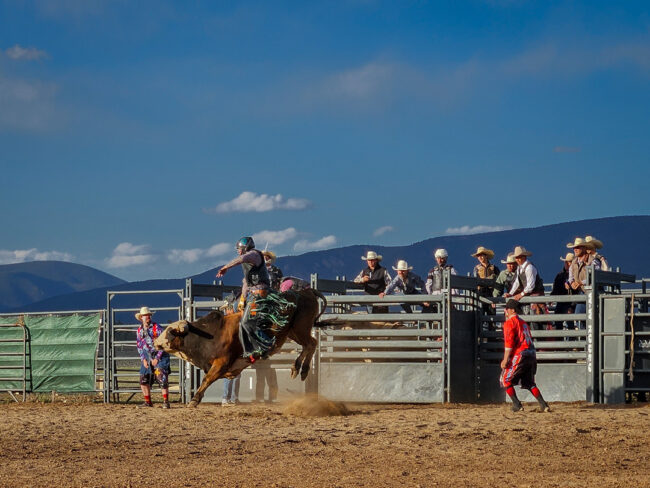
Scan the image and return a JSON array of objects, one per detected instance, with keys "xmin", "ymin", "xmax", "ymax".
[
  {"xmin": 361, "ymin": 251, "xmax": 382, "ymax": 261},
  {"xmin": 471, "ymin": 246, "xmax": 495, "ymax": 259},
  {"xmin": 392, "ymin": 260, "xmax": 413, "ymax": 271},
  {"xmin": 434, "ymin": 248, "xmax": 448, "ymax": 258},
  {"xmin": 566, "ymin": 237, "xmax": 595, "ymax": 249},
  {"xmin": 500, "ymin": 253, "xmax": 516, "ymax": 264},
  {"xmin": 135, "ymin": 306, "xmax": 155, "ymax": 321},
  {"xmin": 584, "ymin": 235, "xmax": 603, "ymax": 249},
  {"xmin": 560, "ymin": 252, "xmax": 574, "ymax": 262},
  {"xmin": 512, "ymin": 246, "xmax": 533, "ymax": 258},
  {"xmin": 262, "ymin": 250, "xmax": 277, "ymax": 263}
]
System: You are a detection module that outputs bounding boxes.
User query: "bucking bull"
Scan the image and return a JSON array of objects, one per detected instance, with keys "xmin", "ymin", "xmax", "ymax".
[{"xmin": 154, "ymin": 288, "xmax": 326, "ymax": 407}]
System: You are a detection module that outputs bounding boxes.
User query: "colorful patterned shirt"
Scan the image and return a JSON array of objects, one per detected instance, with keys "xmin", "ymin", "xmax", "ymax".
[{"xmin": 136, "ymin": 323, "xmax": 165, "ymax": 361}]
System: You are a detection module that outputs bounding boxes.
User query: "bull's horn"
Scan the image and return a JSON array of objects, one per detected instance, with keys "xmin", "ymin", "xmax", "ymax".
[{"xmin": 170, "ymin": 322, "xmax": 190, "ymax": 337}]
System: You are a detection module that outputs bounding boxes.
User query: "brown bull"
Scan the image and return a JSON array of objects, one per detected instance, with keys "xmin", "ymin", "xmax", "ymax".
[{"xmin": 154, "ymin": 288, "xmax": 325, "ymax": 407}]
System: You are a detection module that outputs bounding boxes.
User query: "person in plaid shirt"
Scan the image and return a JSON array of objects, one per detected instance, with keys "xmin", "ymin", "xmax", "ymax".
[{"xmin": 136, "ymin": 306, "xmax": 171, "ymax": 408}]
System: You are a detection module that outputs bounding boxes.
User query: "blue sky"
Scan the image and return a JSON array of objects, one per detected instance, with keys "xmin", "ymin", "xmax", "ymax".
[{"xmin": 1, "ymin": 0, "xmax": 648, "ymax": 281}]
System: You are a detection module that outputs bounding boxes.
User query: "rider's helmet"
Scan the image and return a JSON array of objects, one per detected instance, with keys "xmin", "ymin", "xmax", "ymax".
[{"xmin": 235, "ymin": 236, "xmax": 255, "ymax": 252}]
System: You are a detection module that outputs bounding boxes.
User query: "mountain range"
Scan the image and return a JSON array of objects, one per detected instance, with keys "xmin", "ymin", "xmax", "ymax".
[{"xmin": 2, "ymin": 215, "xmax": 647, "ymax": 314}]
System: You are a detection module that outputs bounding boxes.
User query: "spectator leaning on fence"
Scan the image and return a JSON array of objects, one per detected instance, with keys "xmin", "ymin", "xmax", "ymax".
[
  {"xmin": 567, "ymin": 237, "xmax": 600, "ymax": 328},
  {"xmin": 426, "ymin": 248, "xmax": 457, "ymax": 295},
  {"xmin": 505, "ymin": 246, "xmax": 546, "ymax": 324},
  {"xmin": 354, "ymin": 251, "xmax": 391, "ymax": 314},
  {"xmin": 494, "ymin": 253, "xmax": 517, "ymax": 297},
  {"xmin": 500, "ymin": 299, "xmax": 550, "ymax": 413},
  {"xmin": 379, "ymin": 260, "xmax": 430, "ymax": 313},
  {"xmin": 551, "ymin": 253, "xmax": 575, "ymax": 331},
  {"xmin": 585, "ymin": 235, "xmax": 610, "ymax": 271},
  {"xmin": 472, "ymin": 246, "xmax": 499, "ymax": 293},
  {"xmin": 135, "ymin": 306, "xmax": 171, "ymax": 409}
]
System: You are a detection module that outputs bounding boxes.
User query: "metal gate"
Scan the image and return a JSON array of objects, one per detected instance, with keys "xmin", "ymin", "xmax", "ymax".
[
  {"xmin": 105, "ymin": 289, "xmax": 185, "ymax": 403},
  {"xmin": 314, "ymin": 271, "xmax": 480, "ymax": 403},
  {"xmin": 600, "ymin": 293, "xmax": 650, "ymax": 403}
]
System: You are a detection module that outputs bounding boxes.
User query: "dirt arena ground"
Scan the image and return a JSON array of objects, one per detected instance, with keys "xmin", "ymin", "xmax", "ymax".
[{"xmin": 0, "ymin": 397, "xmax": 648, "ymax": 488}]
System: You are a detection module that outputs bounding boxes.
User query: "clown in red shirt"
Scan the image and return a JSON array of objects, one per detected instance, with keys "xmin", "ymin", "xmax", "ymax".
[{"xmin": 500, "ymin": 299, "xmax": 551, "ymax": 412}]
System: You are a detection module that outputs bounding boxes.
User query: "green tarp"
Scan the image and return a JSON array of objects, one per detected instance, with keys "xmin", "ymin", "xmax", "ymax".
[{"xmin": 0, "ymin": 314, "xmax": 100, "ymax": 393}]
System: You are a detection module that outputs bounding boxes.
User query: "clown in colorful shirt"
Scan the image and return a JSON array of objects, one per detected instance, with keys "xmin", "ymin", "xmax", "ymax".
[{"xmin": 135, "ymin": 306, "xmax": 171, "ymax": 408}]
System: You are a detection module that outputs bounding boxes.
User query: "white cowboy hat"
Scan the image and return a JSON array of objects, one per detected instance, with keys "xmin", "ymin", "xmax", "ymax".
[
  {"xmin": 500, "ymin": 253, "xmax": 516, "ymax": 264},
  {"xmin": 471, "ymin": 246, "xmax": 495, "ymax": 259},
  {"xmin": 560, "ymin": 252, "xmax": 574, "ymax": 262},
  {"xmin": 361, "ymin": 251, "xmax": 382, "ymax": 261},
  {"xmin": 584, "ymin": 235, "xmax": 603, "ymax": 249},
  {"xmin": 566, "ymin": 237, "xmax": 595, "ymax": 249},
  {"xmin": 434, "ymin": 248, "xmax": 448, "ymax": 259},
  {"xmin": 135, "ymin": 306, "xmax": 155, "ymax": 321},
  {"xmin": 512, "ymin": 246, "xmax": 533, "ymax": 258},
  {"xmin": 392, "ymin": 260, "xmax": 413, "ymax": 271}
]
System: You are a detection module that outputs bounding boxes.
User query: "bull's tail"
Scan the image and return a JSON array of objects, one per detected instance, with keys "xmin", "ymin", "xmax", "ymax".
[{"xmin": 310, "ymin": 289, "xmax": 328, "ymax": 323}]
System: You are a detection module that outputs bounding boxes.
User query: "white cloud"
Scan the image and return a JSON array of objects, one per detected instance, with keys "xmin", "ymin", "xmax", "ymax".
[
  {"xmin": 206, "ymin": 243, "xmax": 231, "ymax": 257},
  {"xmin": 445, "ymin": 225, "xmax": 513, "ymax": 236},
  {"xmin": 325, "ymin": 62, "xmax": 396, "ymax": 99},
  {"xmin": 167, "ymin": 242, "xmax": 231, "ymax": 264},
  {"xmin": 5, "ymin": 45, "xmax": 48, "ymax": 61},
  {"xmin": 373, "ymin": 226, "xmax": 394, "ymax": 237},
  {"xmin": 0, "ymin": 248, "xmax": 74, "ymax": 264},
  {"xmin": 293, "ymin": 235, "xmax": 337, "ymax": 252},
  {"xmin": 252, "ymin": 228, "xmax": 298, "ymax": 247},
  {"xmin": 106, "ymin": 242, "xmax": 156, "ymax": 268},
  {"xmin": 0, "ymin": 75, "xmax": 60, "ymax": 131},
  {"xmin": 208, "ymin": 191, "xmax": 311, "ymax": 213}
]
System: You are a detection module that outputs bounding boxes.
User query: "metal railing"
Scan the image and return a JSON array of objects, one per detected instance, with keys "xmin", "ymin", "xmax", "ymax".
[{"xmin": 0, "ymin": 318, "xmax": 29, "ymax": 402}]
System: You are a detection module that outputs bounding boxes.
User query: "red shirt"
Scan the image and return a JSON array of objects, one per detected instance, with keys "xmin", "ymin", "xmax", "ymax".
[{"xmin": 503, "ymin": 314, "xmax": 535, "ymax": 356}]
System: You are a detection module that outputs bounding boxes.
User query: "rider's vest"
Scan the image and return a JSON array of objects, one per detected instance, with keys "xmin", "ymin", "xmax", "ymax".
[{"xmin": 242, "ymin": 250, "xmax": 271, "ymax": 288}]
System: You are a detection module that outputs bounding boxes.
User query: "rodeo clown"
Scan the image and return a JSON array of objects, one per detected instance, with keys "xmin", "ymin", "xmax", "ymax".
[
  {"xmin": 500, "ymin": 299, "xmax": 550, "ymax": 413},
  {"xmin": 135, "ymin": 306, "xmax": 171, "ymax": 408},
  {"xmin": 217, "ymin": 236, "xmax": 295, "ymax": 363}
]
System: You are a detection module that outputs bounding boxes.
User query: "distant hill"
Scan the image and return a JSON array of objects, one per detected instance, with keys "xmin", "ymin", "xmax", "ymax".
[
  {"xmin": 8, "ymin": 215, "xmax": 648, "ymax": 313},
  {"xmin": 0, "ymin": 261, "xmax": 126, "ymax": 312}
]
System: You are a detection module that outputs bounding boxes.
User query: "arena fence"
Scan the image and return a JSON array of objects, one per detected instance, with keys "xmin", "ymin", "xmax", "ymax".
[{"xmin": 1, "ymin": 268, "xmax": 644, "ymax": 405}]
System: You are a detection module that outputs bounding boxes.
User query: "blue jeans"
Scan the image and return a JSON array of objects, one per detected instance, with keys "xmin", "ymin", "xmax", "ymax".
[
  {"xmin": 223, "ymin": 375, "xmax": 241, "ymax": 402},
  {"xmin": 574, "ymin": 303, "xmax": 586, "ymax": 330}
]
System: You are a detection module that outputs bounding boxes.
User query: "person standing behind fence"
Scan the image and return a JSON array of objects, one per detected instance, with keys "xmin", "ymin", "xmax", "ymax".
[
  {"xmin": 551, "ymin": 253, "xmax": 575, "ymax": 331},
  {"xmin": 493, "ymin": 253, "xmax": 517, "ymax": 298},
  {"xmin": 585, "ymin": 235, "xmax": 610, "ymax": 271},
  {"xmin": 567, "ymin": 237, "xmax": 600, "ymax": 329},
  {"xmin": 379, "ymin": 260, "xmax": 430, "ymax": 313},
  {"xmin": 504, "ymin": 246, "xmax": 546, "ymax": 328},
  {"xmin": 263, "ymin": 250, "xmax": 283, "ymax": 291},
  {"xmin": 135, "ymin": 306, "xmax": 171, "ymax": 409},
  {"xmin": 354, "ymin": 251, "xmax": 391, "ymax": 314},
  {"xmin": 500, "ymin": 299, "xmax": 550, "ymax": 413},
  {"xmin": 472, "ymin": 246, "xmax": 499, "ymax": 313},
  {"xmin": 426, "ymin": 248, "xmax": 457, "ymax": 295}
]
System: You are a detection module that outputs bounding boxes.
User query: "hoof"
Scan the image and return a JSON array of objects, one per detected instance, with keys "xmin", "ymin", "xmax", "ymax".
[
  {"xmin": 300, "ymin": 368, "xmax": 310, "ymax": 381},
  {"xmin": 187, "ymin": 400, "xmax": 199, "ymax": 408},
  {"xmin": 290, "ymin": 368, "xmax": 298, "ymax": 379}
]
